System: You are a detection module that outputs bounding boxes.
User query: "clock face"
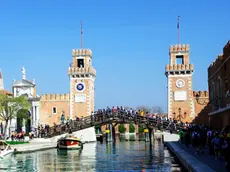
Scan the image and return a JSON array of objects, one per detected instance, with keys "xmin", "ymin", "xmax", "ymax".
[
  {"xmin": 75, "ymin": 82, "xmax": 85, "ymax": 92},
  {"xmin": 176, "ymin": 79, "xmax": 185, "ymax": 88}
]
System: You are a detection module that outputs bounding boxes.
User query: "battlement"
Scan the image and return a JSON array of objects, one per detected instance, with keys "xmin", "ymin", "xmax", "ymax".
[
  {"xmin": 169, "ymin": 44, "xmax": 190, "ymax": 53},
  {"xmin": 72, "ymin": 49, "xmax": 92, "ymax": 57},
  {"xmin": 40, "ymin": 94, "xmax": 70, "ymax": 101},
  {"xmin": 165, "ymin": 64, "xmax": 194, "ymax": 71},
  {"xmin": 193, "ymin": 91, "xmax": 209, "ymax": 98},
  {"xmin": 209, "ymin": 54, "xmax": 224, "ymax": 68},
  {"xmin": 68, "ymin": 67, "xmax": 96, "ymax": 76},
  {"xmin": 209, "ymin": 40, "xmax": 230, "ymax": 69},
  {"xmin": 223, "ymin": 40, "xmax": 230, "ymax": 56}
]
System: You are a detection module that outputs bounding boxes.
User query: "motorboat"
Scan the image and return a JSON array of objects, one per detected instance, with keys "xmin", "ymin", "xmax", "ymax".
[
  {"xmin": 57, "ymin": 134, "xmax": 83, "ymax": 150},
  {"xmin": 0, "ymin": 141, "xmax": 14, "ymax": 158}
]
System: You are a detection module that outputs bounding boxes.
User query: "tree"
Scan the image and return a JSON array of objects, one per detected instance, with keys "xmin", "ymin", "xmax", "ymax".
[
  {"xmin": 138, "ymin": 124, "xmax": 145, "ymax": 133},
  {"xmin": 124, "ymin": 106, "xmax": 131, "ymax": 110},
  {"xmin": 118, "ymin": 124, "xmax": 126, "ymax": 133},
  {"xmin": 136, "ymin": 106, "xmax": 151, "ymax": 113},
  {"xmin": 129, "ymin": 124, "xmax": 135, "ymax": 133},
  {"xmin": 151, "ymin": 106, "xmax": 164, "ymax": 114},
  {"xmin": 17, "ymin": 109, "xmax": 31, "ymax": 128},
  {"xmin": 0, "ymin": 94, "xmax": 31, "ymax": 138}
]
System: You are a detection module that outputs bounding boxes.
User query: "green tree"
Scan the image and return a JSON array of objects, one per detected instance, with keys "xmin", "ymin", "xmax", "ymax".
[
  {"xmin": 138, "ymin": 124, "xmax": 145, "ymax": 133},
  {"xmin": 129, "ymin": 123, "xmax": 135, "ymax": 133},
  {"xmin": 151, "ymin": 106, "xmax": 164, "ymax": 114},
  {"xmin": 0, "ymin": 94, "xmax": 31, "ymax": 138},
  {"xmin": 136, "ymin": 106, "xmax": 151, "ymax": 114},
  {"xmin": 118, "ymin": 124, "xmax": 126, "ymax": 133},
  {"xmin": 17, "ymin": 109, "xmax": 31, "ymax": 127}
]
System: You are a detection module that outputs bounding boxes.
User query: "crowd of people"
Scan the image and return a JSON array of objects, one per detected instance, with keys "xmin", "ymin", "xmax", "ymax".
[{"xmin": 178, "ymin": 124, "xmax": 230, "ymax": 170}]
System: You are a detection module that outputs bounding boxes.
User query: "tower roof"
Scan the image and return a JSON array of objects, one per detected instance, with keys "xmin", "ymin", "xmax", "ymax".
[{"xmin": 12, "ymin": 79, "xmax": 35, "ymax": 87}]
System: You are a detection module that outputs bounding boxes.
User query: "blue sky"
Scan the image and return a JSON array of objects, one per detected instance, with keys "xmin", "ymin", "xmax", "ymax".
[{"xmin": 0, "ymin": 0, "xmax": 229, "ymax": 112}]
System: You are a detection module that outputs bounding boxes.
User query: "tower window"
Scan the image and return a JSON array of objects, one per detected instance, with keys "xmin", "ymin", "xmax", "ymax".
[
  {"xmin": 77, "ymin": 59, "xmax": 84, "ymax": 68},
  {"xmin": 52, "ymin": 107, "xmax": 57, "ymax": 114},
  {"xmin": 176, "ymin": 55, "xmax": 184, "ymax": 64}
]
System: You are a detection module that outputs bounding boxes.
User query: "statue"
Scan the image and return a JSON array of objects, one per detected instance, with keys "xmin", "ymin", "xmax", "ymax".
[{"xmin": 22, "ymin": 67, "xmax": 26, "ymax": 80}]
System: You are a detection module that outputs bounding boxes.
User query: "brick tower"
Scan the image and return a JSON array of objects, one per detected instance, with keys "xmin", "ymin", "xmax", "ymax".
[
  {"xmin": 68, "ymin": 22, "xmax": 96, "ymax": 119},
  {"xmin": 165, "ymin": 44, "xmax": 195, "ymax": 122},
  {"xmin": 68, "ymin": 49, "xmax": 96, "ymax": 118}
]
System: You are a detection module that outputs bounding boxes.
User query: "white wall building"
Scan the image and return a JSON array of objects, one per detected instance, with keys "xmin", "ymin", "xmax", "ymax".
[{"xmin": 11, "ymin": 67, "xmax": 40, "ymax": 133}]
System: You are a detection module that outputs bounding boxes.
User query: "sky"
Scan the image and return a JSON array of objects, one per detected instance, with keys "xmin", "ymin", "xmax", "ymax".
[{"xmin": 0, "ymin": 0, "xmax": 230, "ymax": 112}]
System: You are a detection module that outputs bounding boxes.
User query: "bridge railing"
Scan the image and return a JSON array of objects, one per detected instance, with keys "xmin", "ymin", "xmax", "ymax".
[{"xmin": 47, "ymin": 111, "xmax": 184, "ymax": 138}]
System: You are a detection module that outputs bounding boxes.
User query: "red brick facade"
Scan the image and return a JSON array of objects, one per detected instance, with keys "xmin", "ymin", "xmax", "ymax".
[
  {"xmin": 165, "ymin": 44, "xmax": 209, "ymax": 123},
  {"xmin": 208, "ymin": 41, "xmax": 230, "ymax": 129}
]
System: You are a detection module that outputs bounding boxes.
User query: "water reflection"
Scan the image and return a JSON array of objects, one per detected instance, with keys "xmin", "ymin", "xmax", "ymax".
[{"xmin": 0, "ymin": 134, "xmax": 180, "ymax": 172}]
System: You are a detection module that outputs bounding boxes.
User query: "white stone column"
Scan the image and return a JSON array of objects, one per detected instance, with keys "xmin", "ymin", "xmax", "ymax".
[
  {"xmin": 22, "ymin": 119, "xmax": 26, "ymax": 132},
  {"xmin": 36, "ymin": 105, "xmax": 40, "ymax": 128},
  {"xmin": 32, "ymin": 106, "xmax": 36, "ymax": 129},
  {"xmin": 10, "ymin": 118, "xmax": 17, "ymax": 132}
]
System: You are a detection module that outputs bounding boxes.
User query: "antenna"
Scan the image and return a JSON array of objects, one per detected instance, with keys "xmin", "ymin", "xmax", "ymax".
[
  {"xmin": 177, "ymin": 16, "xmax": 180, "ymax": 44},
  {"xmin": 80, "ymin": 21, "xmax": 83, "ymax": 48}
]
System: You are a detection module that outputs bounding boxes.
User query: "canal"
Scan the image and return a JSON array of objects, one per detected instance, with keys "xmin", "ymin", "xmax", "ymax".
[{"xmin": 0, "ymin": 134, "xmax": 184, "ymax": 172}]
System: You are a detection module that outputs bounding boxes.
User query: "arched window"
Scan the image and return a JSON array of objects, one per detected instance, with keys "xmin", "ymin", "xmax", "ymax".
[{"xmin": 218, "ymin": 78, "xmax": 222, "ymax": 108}]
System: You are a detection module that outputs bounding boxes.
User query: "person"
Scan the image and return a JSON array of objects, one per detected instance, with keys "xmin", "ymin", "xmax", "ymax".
[
  {"xmin": 61, "ymin": 113, "xmax": 65, "ymax": 124},
  {"xmin": 207, "ymin": 128, "xmax": 214, "ymax": 155},
  {"xmin": 212, "ymin": 133, "xmax": 222, "ymax": 160},
  {"xmin": 192, "ymin": 129, "xmax": 201, "ymax": 154},
  {"xmin": 178, "ymin": 129, "xmax": 184, "ymax": 144},
  {"xmin": 184, "ymin": 129, "xmax": 190, "ymax": 148}
]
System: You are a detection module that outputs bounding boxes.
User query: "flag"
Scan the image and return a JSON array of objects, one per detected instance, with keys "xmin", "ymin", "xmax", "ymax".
[{"xmin": 177, "ymin": 16, "xmax": 180, "ymax": 29}]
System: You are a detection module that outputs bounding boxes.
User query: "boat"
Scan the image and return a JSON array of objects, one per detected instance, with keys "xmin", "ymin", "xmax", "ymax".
[
  {"xmin": 0, "ymin": 140, "xmax": 14, "ymax": 158},
  {"xmin": 57, "ymin": 134, "xmax": 83, "ymax": 150}
]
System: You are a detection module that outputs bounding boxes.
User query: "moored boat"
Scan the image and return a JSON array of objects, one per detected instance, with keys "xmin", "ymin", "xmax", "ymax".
[
  {"xmin": 57, "ymin": 134, "xmax": 83, "ymax": 150},
  {"xmin": 0, "ymin": 140, "xmax": 14, "ymax": 158}
]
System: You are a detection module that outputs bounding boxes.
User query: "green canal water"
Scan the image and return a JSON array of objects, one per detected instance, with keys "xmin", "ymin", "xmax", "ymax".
[{"xmin": 0, "ymin": 135, "xmax": 184, "ymax": 172}]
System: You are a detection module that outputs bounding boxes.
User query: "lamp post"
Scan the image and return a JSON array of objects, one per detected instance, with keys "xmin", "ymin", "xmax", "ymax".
[{"xmin": 173, "ymin": 108, "xmax": 186, "ymax": 121}]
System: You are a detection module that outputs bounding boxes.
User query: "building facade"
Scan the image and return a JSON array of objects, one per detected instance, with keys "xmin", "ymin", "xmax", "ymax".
[
  {"xmin": 208, "ymin": 41, "xmax": 230, "ymax": 129},
  {"xmin": 165, "ymin": 44, "xmax": 209, "ymax": 123},
  {"xmin": 11, "ymin": 48, "xmax": 96, "ymax": 129},
  {"xmin": 39, "ymin": 48, "xmax": 96, "ymax": 125},
  {"xmin": 12, "ymin": 67, "xmax": 40, "ymax": 133}
]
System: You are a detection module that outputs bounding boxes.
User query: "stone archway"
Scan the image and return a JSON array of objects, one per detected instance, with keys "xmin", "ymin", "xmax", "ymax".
[{"xmin": 17, "ymin": 109, "xmax": 31, "ymax": 134}]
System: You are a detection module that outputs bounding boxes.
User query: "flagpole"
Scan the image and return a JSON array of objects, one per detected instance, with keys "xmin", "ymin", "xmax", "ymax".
[
  {"xmin": 177, "ymin": 16, "xmax": 180, "ymax": 44},
  {"xmin": 80, "ymin": 21, "xmax": 83, "ymax": 48}
]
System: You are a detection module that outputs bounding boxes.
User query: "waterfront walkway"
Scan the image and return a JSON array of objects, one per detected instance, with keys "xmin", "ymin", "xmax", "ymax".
[
  {"xmin": 176, "ymin": 142, "xmax": 227, "ymax": 172},
  {"xmin": 11, "ymin": 139, "xmax": 56, "ymax": 153}
]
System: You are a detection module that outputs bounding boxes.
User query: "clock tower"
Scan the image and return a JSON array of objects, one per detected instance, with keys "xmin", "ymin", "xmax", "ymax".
[
  {"xmin": 165, "ymin": 44, "xmax": 195, "ymax": 122},
  {"xmin": 68, "ymin": 49, "xmax": 96, "ymax": 118}
]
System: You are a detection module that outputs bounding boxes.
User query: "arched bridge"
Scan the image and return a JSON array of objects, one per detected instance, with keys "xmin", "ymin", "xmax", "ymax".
[{"xmin": 48, "ymin": 111, "xmax": 184, "ymax": 138}]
